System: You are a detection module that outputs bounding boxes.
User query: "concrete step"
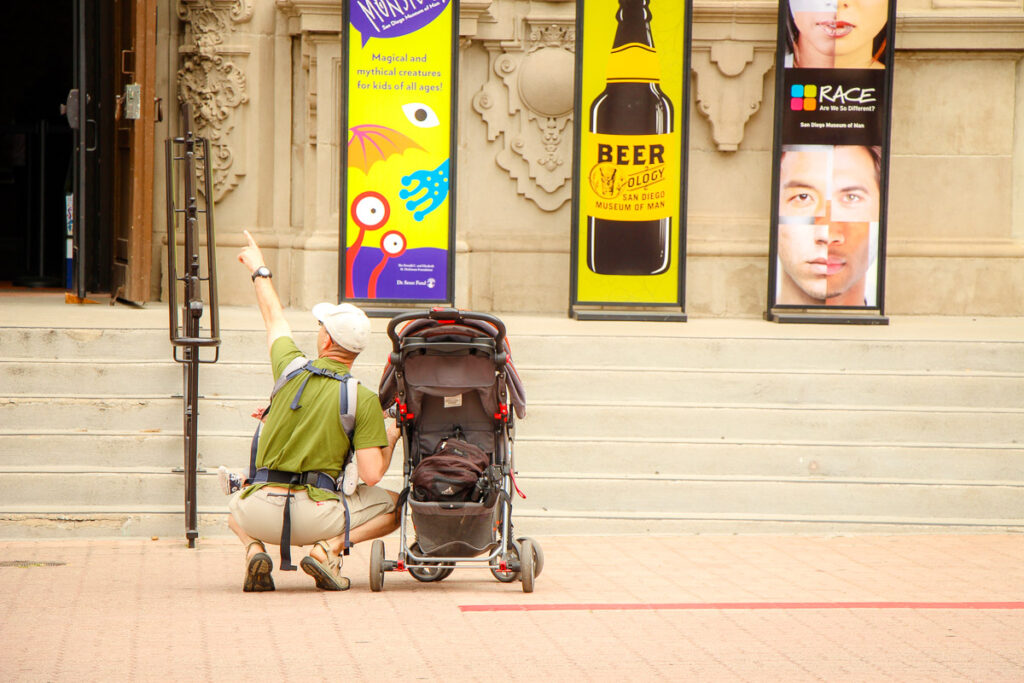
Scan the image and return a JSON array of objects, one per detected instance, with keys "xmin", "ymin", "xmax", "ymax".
[
  {"xmin": 2, "ymin": 431, "xmax": 1022, "ymax": 482},
  {"xmin": 2, "ymin": 468, "xmax": 1021, "ymax": 530},
  {"xmin": 520, "ymin": 367, "xmax": 1024, "ymax": 408},
  {"xmin": 0, "ymin": 359, "xmax": 390, "ymax": 399},
  {"xmin": 5, "ymin": 359, "xmax": 1024, "ymax": 409},
  {"xmin": 0, "ymin": 328, "xmax": 324, "ymax": 362},
  {"xmin": 0, "ymin": 507, "xmax": 1017, "ymax": 540},
  {"xmin": 5, "ymin": 325, "xmax": 1023, "ymax": 374},
  {"xmin": 526, "ymin": 402, "xmax": 1024, "ymax": 444},
  {"xmin": 0, "ymin": 468, "xmax": 403, "ymax": 508},
  {"xmin": 3, "ymin": 310, "xmax": 1022, "ymax": 537},
  {"xmin": 0, "ymin": 506, "xmax": 573, "ymax": 541},
  {"xmin": 4, "ymin": 396, "xmax": 1021, "ymax": 444}
]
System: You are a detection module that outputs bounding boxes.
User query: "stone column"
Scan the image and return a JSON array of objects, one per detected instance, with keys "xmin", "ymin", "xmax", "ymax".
[{"xmin": 275, "ymin": 1, "xmax": 343, "ymax": 308}]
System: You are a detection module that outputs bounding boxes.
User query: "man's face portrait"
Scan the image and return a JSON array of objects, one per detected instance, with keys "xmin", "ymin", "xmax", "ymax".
[{"xmin": 776, "ymin": 145, "xmax": 880, "ymax": 306}]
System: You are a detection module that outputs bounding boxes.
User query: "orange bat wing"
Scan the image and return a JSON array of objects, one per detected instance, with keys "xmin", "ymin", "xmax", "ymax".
[{"xmin": 347, "ymin": 125, "xmax": 425, "ymax": 173}]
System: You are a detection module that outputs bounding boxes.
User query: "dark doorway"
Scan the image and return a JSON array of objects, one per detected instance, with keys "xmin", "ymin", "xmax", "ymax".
[
  {"xmin": 70, "ymin": 0, "xmax": 118, "ymax": 295},
  {"xmin": 0, "ymin": 2, "xmax": 75, "ymax": 288},
  {"xmin": 2, "ymin": 2, "xmax": 161, "ymax": 301}
]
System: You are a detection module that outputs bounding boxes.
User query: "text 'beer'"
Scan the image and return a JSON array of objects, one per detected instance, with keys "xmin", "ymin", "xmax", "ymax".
[{"xmin": 584, "ymin": 0, "xmax": 676, "ymax": 276}]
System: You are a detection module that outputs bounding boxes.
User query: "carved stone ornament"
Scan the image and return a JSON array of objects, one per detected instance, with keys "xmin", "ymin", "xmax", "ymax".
[
  {"xmin": 460, "ymin": 0, "xmax": 495, "ymax": 35},
  {"xmin": 177, "ymin": 0, "xmax": 252, "ymax": 200},
  {"xmin": 692, "ymin": 41, "xmax": 775, "ymax": 153},
  {"xmin": 471, "ymin": 20, "xmax": 576, "ymax": 212}
]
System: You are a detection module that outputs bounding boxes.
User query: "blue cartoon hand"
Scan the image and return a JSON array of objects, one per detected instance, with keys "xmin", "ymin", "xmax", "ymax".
[{"xmin": 399, "ymin": 159, "xmax": 450, "ymax": 222}]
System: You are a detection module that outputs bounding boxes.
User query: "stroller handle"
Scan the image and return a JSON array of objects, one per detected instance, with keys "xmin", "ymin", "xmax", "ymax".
[{"xmin": 386, "ymin": 307, "xmax": 507, "ymax": 355}]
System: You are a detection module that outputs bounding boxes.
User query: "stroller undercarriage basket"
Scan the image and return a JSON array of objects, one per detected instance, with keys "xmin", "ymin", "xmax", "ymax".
[
  {"xmin": 368, "ymin": 308, "xmax": 541, "ymax": 592},
  {"xmin": 409, "ymin": 499, "xmax": 499, "ymax": 557}
]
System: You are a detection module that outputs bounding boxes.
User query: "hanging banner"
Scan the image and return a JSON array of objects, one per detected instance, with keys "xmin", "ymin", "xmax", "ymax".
[
  {"xmin": 570, "ymin": 0, "xmax": 692, "ymax": 321},
  {"xmin": 766, "ymin": 0, "xmax": 897, "ymax": 324},
  {"xmin": 340, "ymin": 0, "xmax": 458, "ymax": 307}
]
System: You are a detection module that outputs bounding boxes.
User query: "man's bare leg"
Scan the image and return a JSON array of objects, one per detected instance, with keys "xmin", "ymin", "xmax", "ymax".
[
  {"xmin": 228, "ymin": 512, "xmax": 265, "ymax": 559},
  {"xmin": 230, "ymin": 512, "xmax": 275, "ymax": 591},
  {"xmin": 312, "ymin": 491, "xmax": 401, "ymax": 562}
]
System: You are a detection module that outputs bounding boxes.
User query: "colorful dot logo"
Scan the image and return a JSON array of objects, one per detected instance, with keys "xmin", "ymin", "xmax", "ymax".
[{"xmin": 791, "ymin": 84, "xmax": 818, "ymax": 112}]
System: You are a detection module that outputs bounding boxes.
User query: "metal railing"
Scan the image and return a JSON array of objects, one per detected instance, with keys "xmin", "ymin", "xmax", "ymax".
[{"xmin": 165, "ymin": 102, "xmax": 220, "ymax": 547}]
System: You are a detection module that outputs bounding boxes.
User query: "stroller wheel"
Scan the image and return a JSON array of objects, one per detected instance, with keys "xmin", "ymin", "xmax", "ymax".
[
  {"xmin": 370, "ymin": 539, "xmax": 386, "ymax": 592},
  {"xmin": 520, "ymin": 538, "xmax": 536, "ymax": 593},
  {"xmin": 490, "ymin": 540, "xmax": 521, "ymax": 583},
  {"xmin": 408, "ymin": 543, "xmax": 455, "ymax": 583},
  {"xmin": 517, "ymin": 536, "xmax": 544, "ymax": 578},
  {"xmin": 409, "ymin": 565, "xmax": 454, "ymax": 582}
]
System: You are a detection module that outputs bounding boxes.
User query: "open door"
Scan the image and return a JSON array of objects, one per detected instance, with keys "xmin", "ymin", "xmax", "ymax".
[
  {"xmin": 70, "ymin": 0, "xmax": 156, "ymax": 303},
  {"xmin": 69, "ymin": 0, "xmax": 92, "ymax": 300},
  {"xmin": 111, "ymin": 0, "xmax": 158, "ymax": 304}
]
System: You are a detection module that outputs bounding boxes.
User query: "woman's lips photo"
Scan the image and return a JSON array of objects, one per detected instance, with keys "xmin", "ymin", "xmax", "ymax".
[{"xmin": 817, "ymin": 20, "xmax": 854, "ymax": 38}]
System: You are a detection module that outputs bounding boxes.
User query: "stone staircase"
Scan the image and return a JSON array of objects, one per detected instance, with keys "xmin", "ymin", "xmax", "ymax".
[{"xmin": 1, "ymin": 304, "xmax": 1022, "ymax": 539}]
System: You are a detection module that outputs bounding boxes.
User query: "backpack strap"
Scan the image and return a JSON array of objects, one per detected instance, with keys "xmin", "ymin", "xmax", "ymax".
[
  {"xmin": 274, "ymin": 356, "xmax": 311, "ymax": 400},
  {"xmin": 248, "ymin": 356, "xmax": 310, "ymax": 481},
  {"xmin": 334, "ymin": 373, "xmax": 358, "ymax": 555},
  {"xmin": 339, "ymin": 375, "xmax": 359, "ymax": 436}
]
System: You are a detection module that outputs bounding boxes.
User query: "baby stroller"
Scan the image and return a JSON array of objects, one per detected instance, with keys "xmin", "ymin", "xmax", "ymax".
[{"xmin": 373, "ymin": 308, "xmax": 543, "ymax": 592}]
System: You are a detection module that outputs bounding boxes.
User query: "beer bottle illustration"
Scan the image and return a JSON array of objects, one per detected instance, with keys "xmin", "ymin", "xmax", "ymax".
[{"xmin": 586, "ymin": 0, "xmax": 675, "ymax": 276}]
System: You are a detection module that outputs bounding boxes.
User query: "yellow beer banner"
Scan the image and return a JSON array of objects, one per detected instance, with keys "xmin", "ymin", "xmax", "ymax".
[{"xmin": 571, "ymin": 0, "xmax": 690, "ymax": 311}]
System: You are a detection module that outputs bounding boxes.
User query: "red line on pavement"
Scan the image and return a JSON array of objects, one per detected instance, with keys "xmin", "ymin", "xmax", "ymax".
[{"xmin": 459, "ymin": 601, "xmax": 1024, "ymax": 613}]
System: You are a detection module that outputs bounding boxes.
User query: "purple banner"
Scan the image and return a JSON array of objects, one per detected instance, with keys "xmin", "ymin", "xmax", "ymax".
[{"xmin": 350, "ymin": 0, "xmax": 450, "ymax": 46}]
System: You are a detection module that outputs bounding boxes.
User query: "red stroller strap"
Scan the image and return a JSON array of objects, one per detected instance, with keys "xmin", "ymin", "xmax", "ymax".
[{"xmin": 510, "ymin": 468, "xmax": 526, "ymax": 499}]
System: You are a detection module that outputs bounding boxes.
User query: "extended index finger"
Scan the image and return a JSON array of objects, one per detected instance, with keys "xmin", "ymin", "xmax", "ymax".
[{"xmin": 243, "ymin": 230, "xmax": 257, "ymax": 248}]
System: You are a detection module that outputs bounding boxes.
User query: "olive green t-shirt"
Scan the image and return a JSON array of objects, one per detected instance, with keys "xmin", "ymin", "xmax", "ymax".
[{"xmin": 243, "ymin": 336, "xmax": 387, "ymax": 501}]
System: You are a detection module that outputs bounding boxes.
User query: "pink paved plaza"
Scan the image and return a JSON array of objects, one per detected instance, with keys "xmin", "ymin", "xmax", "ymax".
[{"xmin": 2, "ymin": 533, "xmax": 1023, "ymax": 681}]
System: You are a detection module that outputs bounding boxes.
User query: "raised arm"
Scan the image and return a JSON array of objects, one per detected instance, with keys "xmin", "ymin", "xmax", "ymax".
[{"xmin": 238, "ymin": 230, "xmax": 291, "ymax": 350}]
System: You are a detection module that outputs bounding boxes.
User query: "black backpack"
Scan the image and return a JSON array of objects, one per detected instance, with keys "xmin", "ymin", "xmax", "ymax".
[{"xmin": 411, "ymin": 438, "xmax": 493, "ymax": 503}]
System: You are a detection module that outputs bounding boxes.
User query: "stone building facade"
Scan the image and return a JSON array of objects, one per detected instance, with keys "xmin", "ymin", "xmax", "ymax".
[{"xmin": 158, "ymin": 0, "xmax": 1024, "ymax": 317}]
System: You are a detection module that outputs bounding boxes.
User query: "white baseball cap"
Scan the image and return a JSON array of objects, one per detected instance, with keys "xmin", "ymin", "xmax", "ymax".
[{"xmin": 311, "ymin": 302, "xmax": 371, "ymax": 354}]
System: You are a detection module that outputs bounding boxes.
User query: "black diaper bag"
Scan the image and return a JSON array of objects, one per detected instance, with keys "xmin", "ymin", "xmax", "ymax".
[{"xmin": 411, "ymin": 438, "xmax": 493, "ymax": 503}]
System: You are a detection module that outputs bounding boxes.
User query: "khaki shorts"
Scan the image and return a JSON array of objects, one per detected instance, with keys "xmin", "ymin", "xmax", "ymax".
[{"xmin": 228, "ymin": 484, "xmax": 396, "ymax": 547}]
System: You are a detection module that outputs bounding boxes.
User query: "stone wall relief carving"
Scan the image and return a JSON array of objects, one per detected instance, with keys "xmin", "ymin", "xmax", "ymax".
[
  {"xmin": 177, "ymin": 0, "xmax": 252, "ymax": 200},
  {"xmin": 471, "ymin": 20, "xmax": 575, "ymax": 212},
  {"xmin": 692, "ymin": 41, "xmax": 775, "ymax": 153}
]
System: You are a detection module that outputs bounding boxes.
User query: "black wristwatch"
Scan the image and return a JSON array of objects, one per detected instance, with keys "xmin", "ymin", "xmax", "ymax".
[{"xmin": 251, "ymin": 266, "xmax": 272, "ymax": 282}]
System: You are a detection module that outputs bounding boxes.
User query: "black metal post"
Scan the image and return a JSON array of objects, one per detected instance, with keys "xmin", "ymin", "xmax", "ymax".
[
  {"xmin": 167, "ymin": 102, "xmax": 220, "ymax": 548},
  {"xmin": 182, "ymin": 121, "xmax": 200, "ymax": 547}
]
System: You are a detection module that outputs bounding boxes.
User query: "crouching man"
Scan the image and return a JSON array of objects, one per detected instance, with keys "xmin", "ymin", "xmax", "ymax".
[{"xmin": 228, "ymin": 230, "xmax": 400, "ymax": 591}]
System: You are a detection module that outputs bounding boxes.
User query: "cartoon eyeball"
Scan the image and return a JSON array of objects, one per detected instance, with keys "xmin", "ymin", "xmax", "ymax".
[
  {"xmin": 351, "ymin": 191, "xmax": 390, "ymax": 231},
  {"xmin": 402, "ymin": 102, "xmax": 440, "ymax": 129},
  {"xmin": 380, "ymin": 230, "xmax": 407, "ymax": 258}
]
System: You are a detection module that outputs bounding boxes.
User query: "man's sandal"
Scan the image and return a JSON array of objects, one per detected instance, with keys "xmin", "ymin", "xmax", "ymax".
[
  {"xmin": 300, "ymin": 540, "xmax": 351, "ymax": 591},
  {"xmin": 243, "ymin": 540, "xmax": 275, "ymax": 592}
]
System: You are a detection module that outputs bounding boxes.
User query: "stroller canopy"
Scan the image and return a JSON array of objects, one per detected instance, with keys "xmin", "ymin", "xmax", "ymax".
[{"xmin": 378, "ymin": 316, "xmax": 526, "ymax": 420}]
